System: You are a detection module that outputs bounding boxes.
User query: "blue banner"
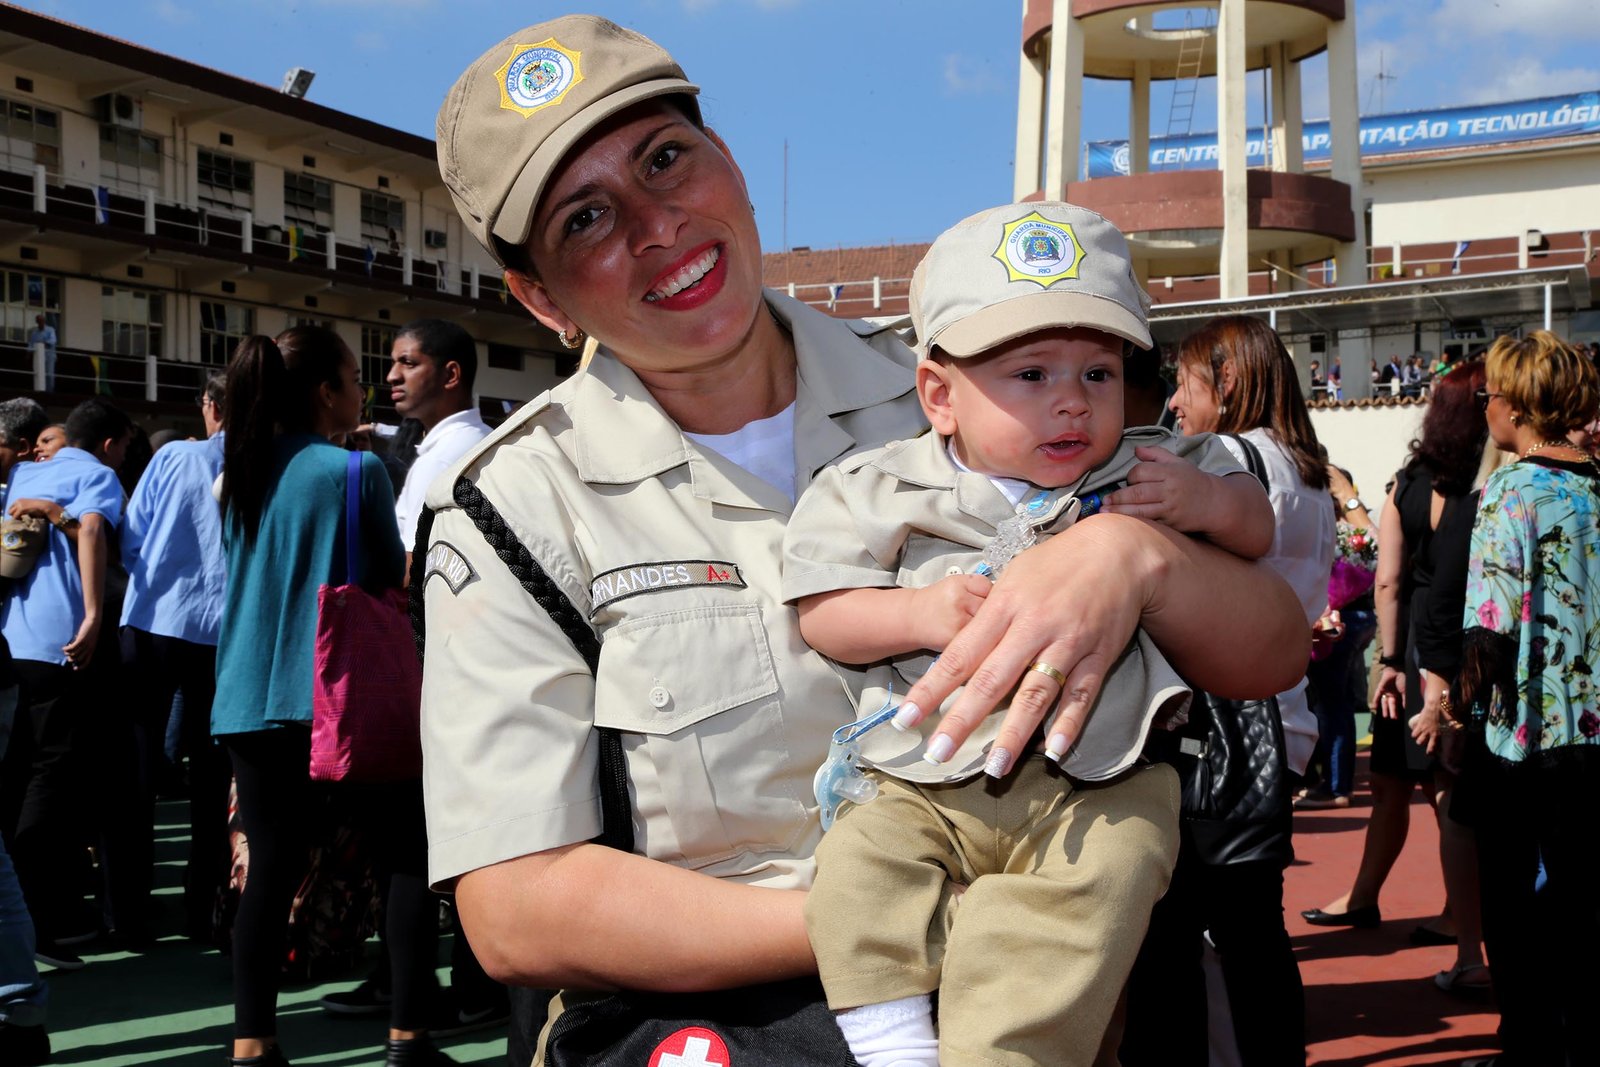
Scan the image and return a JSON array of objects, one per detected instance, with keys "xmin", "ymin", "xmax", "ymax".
[{"xmin": 1084, "ymin": 90, "xmax": 1600, "ymax": 179}]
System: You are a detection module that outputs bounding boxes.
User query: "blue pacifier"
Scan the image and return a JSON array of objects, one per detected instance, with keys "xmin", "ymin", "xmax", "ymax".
[{"xmin": 813, "ymin": 696, "xmax": 898, "ymax": 831}]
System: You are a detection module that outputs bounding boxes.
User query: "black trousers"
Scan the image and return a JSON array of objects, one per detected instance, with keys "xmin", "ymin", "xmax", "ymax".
[
  {"xmin": 1122, "ymin": 834, "xmax": 1306, "ymax": 1067},
  {"xmin": 1470, "ymin": 747, "xmax": 1600, "ymax": 1066},
  {"xmin": 0, "ymin": 659, "xmax": 87, "ymax": 940},
  {"xmin": 117, "ymin": 627, "xmax": 230, "ymax": 936}
]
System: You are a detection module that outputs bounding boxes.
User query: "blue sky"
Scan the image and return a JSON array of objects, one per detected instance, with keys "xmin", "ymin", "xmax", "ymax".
[{"xmin": 13, "ymin": 0, "xmax": 1600, "ymax": 252}]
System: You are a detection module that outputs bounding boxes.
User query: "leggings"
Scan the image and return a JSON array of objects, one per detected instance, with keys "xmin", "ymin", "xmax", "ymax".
[
  {"xmin": 224, "ymin": 728, "xmax": 440, "ymax": 1036},
  {"xmin": 223, "ymin": 727, "xmax": 316, "ymax": 1040}
]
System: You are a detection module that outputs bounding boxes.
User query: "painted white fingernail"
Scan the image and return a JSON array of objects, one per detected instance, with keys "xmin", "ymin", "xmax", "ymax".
[
  {"xmin": 983, "ymin": 747, "xmax": 1014, "ymax": 778},
  {"xmin": 923, "ymin": 734, "xmax": 955, "ymax": 765},
  {"xmin": 1045, "ymin": 733, "xmax": 1070, "ymax": 762},
  {"xmin": 892, "ymin": 702, "xmax": 922, "ymax": 732}
]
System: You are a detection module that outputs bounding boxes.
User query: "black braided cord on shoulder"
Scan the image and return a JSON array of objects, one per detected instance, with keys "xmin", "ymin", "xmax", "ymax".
[{"xmin": 407, "ymin": 476, "xmax": 634, "ymax": 855}]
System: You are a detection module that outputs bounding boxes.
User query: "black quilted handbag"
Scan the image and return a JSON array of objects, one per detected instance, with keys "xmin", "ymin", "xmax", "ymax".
[
  {"xmin": 1162, "ymin": 434, "xmax": 1293, "ymax": 868},
  {"xmin": 1174, "ymin": 689, "xmax": 1292, "ymax": 867}
]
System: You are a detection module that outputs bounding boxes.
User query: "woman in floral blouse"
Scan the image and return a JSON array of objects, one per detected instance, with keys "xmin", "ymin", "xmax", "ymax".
[{"xmin": 1450, "ymin": 330, "xmax": 1599, "ymax": 1067}]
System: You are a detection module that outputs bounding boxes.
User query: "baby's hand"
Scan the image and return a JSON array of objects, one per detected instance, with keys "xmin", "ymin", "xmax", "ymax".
[
  {"xmin": 1100, "ymin": 447, "xmax": 1219, "ymax": 534},
  {"xmin": 909, "ymin": 573, "xmax": 991, "ymax": 651}
]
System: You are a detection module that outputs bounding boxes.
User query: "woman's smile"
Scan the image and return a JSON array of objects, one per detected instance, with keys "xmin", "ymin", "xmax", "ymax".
[{"xmin": 644, "ymin": 242, "xmax": 725, "ymax": 308}]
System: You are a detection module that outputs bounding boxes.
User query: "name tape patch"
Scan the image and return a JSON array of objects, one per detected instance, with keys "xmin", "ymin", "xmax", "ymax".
[
  {"xmin": 589, "ymin": 560, "xmax": 745, "ymax": 615},
  {"xmin": 424, "ymin": 541, "xmax": 478, "ymax": 595}
]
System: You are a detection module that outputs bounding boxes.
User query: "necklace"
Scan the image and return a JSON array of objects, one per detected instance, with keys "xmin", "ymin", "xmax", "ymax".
[{"xmin": 1522, "ymin": 439, "xmax": 1600, "ymax": 476}]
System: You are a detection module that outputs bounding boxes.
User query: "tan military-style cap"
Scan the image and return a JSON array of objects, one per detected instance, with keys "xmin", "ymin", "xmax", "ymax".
[
  {"xmin": 910, "ymin": 201, "xmax": 1153, "ymax": 358},
  {"xmin": 437, "ymin": 15, "xmax": 700, "ymax": 266}
]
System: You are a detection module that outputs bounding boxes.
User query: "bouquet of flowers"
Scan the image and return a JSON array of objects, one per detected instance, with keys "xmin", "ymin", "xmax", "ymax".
[{"xmin": 1329, "ymin": 523, "xmax": 1377, "ymax": 608}]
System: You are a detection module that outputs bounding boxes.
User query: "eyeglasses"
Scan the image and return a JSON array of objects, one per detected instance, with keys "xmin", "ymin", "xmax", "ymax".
[{"xmin": 1475, "ymin": 389, "xmax": 1504, "ymax": 406}]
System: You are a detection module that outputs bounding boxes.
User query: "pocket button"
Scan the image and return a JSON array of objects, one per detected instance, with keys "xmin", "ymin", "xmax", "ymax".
[{"xmin": 648, "ymin": 685, "xmax": 671, "ymax": 709}]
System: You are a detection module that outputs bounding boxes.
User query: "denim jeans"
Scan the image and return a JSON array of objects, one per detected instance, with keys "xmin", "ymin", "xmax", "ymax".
[
  {"xmin": 1305, "ymin": 608, "xmax": 1377, "ymax": 797},
  {"xmin": 0, "ymin": 683, "xmax": 47, "ymax": 1028}
]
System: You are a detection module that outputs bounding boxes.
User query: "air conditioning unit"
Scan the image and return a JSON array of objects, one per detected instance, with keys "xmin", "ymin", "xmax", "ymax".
[
  {"xmin": 94, "ymin": 93, "xmax": 143, "ymax": 130},
  {"xmin": 423, "ymin": 228, "xmax": 448, "ymax": 249}
]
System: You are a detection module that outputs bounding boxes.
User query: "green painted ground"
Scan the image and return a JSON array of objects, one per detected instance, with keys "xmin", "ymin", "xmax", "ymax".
[{"xmin": 38, "ymin": 803, "xmax": 507, "ymax": 1067}]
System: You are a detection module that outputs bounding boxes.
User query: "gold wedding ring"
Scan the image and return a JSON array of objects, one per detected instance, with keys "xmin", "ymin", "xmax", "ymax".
[{"xmin": 1026, "ymin": 660, "xmax": 1068, "ymax": 687}]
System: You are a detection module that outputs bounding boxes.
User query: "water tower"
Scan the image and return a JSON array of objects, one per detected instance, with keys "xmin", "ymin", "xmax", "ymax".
[{"xmin": 1014, "ymin": 0, "xmax": 1364, "ymax": 299}]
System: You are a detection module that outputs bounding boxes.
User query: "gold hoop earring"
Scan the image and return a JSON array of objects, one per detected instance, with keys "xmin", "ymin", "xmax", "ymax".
[{"xmin": 558, "ymin": 328, "xmax": 584, "ymax": 351}]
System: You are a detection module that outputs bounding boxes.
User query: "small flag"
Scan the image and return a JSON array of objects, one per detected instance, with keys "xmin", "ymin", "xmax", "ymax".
[
  {"xmin": 363, "ymin": 245, "xmax": 375, "ymax": 277},
  {"xmin": 828, "ymin": 283, "xmax": 844, "ymax": 311},
  {"xmin": 88, "ymin": 355, "xmax": 112, "ymax": 395},
  {"xmin": 94, "ymin": 186, "xmax": 110, "ymax": 225},
  {"xmin": 288, "ymin": 225, "xmax": 303, "ymax": 262},
  {"xmin": 1451, "ymin": 240, "xmax": 1470, "ymax": 274}
]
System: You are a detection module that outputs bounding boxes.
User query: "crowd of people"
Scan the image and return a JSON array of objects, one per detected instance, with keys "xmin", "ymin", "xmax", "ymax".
[{"xmin": 0, "ymin": 13, "xmax": 1596, "ymax": 1067}]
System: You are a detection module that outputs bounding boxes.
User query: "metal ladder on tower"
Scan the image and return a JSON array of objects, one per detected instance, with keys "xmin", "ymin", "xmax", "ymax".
[{"xmin": 1164, "ymin": 6, "xmax": 1217, "ymax": 141}]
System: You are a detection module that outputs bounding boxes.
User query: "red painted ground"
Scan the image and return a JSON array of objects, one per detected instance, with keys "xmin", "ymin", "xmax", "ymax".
[{"xmin": 1289, "ymin": 755, "xmax": 1499, "ymax": 1067}]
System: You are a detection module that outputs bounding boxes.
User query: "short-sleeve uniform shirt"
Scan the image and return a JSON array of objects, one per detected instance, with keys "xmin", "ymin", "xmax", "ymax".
[
  {"xmin": 419, "ymin": 293, "xmax": 927, "ymax": 892},
  {"xmin": 1, "ymin": 448, "xmax": 124, "ymax": 665},
  {"xmin": 782, "ymin": 427, "xmax": 1245, "ymax": 784}
]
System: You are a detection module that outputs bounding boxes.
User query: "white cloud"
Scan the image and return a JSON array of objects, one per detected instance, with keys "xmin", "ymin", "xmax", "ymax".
[
  {"xmin": 1459, "ymin": 55, "xmax": 1600, "ymax": 103},
  {"xmin": 151, "ymin": 0, "xmax": 191, "ymax": 23},
  {"xmin": 942, "ymin": 53, "xmax": 999, "ymax": 96}
]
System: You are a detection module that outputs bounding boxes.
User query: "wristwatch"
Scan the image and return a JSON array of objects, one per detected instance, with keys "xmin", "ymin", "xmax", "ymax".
[
  {"xmin": 52, "ymin": 509, "xmax": 78, "ymax": 531},
  {"xmin": 1342, "ymin": 497, "xmax": 1363, "ymax": 512}
]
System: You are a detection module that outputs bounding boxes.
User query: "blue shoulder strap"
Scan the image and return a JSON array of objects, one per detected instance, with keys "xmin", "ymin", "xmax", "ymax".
[{"xmin": 343, "ymin": 450, "xmax": 361, "ymax": 586}]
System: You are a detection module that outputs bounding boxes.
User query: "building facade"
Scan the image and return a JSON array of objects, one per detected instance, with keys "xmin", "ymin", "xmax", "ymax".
[{"xmin": 0, "ymin": 5, "xmax": 564, "ymax": 431}]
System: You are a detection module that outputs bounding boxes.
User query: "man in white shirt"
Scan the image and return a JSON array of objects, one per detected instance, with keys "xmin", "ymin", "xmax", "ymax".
[
  {"xmin": 27, "ymin": 316, "xmax": 56, "ymax": 393},
  {"xmin": 384, "ymin": 320, "xmax": 492, "ymax": 557}
]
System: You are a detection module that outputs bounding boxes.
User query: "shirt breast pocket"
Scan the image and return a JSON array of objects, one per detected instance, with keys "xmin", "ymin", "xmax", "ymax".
[
  {"xmin": 896, "ymin": 534, "xmax": 981, "ymax": 588},
  {"xmin": 592, "ymin": 602, "xmax": 806, "ymax": 869}
]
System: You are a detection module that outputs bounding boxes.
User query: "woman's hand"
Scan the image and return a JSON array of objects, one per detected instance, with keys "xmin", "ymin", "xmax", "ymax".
[
  {"xmin": 1373, "ymin": 666, "xmax": 1404, "ymax": 719},
  {"xmin": 893, "ymin": 513, "xmax": 1307, "ymax": 777},
  {"xmin": 1311, "ymin": 609, "xmax": 1345, "ymax": 660},
  {"xmin": 1410, "ymin": 669, "xmax": 1447, "ymax": 754}
]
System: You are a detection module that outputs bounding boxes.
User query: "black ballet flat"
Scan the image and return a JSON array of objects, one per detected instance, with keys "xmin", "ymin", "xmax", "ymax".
[
  {"xmin": 226, "ymin": 1046, "xmax": 290, "ymax": 1067},
  {"xmin": 1300, "ymin": 904, "xmax": 1381, "ymax": 928}
]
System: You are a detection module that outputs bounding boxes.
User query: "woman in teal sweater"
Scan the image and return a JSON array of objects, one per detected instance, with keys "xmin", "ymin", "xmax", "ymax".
[{"xmin": 212, "ymin": 326, "xmax": 429, "ymax": 1067}]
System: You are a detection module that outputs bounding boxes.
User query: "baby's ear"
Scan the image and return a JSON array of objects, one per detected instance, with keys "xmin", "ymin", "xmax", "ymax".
[{"xmin": 916, "ymin": 360, "xmax": 958, "ymax": 436}]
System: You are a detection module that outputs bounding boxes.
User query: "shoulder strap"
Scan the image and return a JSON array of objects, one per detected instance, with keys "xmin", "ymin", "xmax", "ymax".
[
  {"xmin": 408, "ymin": 477, "xmax": 634, "ymax": 855},
  {"xmin": 343, "ymin": 450, "xmax": 362, "ymax": 586},
  {"xmin": 1223, "ymin": 433, "xmax": 1270, "ymax": 491}
]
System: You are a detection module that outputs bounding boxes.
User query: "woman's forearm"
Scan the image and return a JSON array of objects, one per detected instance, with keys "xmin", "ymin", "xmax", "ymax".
[
  {"xmin": 1134, "ymin": 520, "xmax": 1309, "ymax": 698},
  {"xmin": 455, "ymin": 843, "xmax": 814, "ymax": 993}
]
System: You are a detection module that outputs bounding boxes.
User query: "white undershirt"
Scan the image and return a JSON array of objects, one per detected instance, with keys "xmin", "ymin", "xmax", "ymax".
[
  {"xmin": 685, "ymin": 402, "xmax": 798, "ymax": 504},
  {"xmin": 948, "ymin": 441, "xmax": 1034, "ymax": 506}
]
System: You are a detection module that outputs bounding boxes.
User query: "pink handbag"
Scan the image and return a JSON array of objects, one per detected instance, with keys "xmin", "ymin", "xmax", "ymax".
[{"xmin": 309, "ymin": 451, "xmax": 422, "ymax": 782}]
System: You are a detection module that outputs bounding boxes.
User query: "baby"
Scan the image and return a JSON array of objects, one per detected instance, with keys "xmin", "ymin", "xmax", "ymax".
[{"xmin": 783, "ymin": 202, "xmax": 1274, "ymax": 1067}]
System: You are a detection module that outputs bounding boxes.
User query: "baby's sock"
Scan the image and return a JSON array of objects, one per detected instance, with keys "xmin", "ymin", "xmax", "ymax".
[{"xmin": 834, "ymin": 994, "xmax": 939, "ymax": 1067}]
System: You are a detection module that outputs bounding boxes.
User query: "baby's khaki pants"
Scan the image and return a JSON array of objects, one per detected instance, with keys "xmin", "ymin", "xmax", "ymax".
[{"xmin": 806, "ymin": 758, "xmax": 1180, "ymax": 1067}]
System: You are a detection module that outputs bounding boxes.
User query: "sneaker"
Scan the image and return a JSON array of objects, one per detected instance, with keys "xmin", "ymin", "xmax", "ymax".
[
  {"xmin": 318, "ymin": 978, "xmax": 391, "ymax": 1016},
  {"xmin": 430, "ymin": 988, "xmax": 510, "ymax": 1038},
  {"xmin": 0, "ymin": 1021, "xmax": 50, "ymax": 1066},
  {"xmin": 34, "ymin": 939, "xmax": 85, "ymax": 971}
]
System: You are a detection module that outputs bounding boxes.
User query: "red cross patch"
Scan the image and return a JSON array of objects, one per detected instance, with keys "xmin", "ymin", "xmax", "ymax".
[{"xmin": 648, "ymin": 1027, "xmax": 730, "ymax": 1067}]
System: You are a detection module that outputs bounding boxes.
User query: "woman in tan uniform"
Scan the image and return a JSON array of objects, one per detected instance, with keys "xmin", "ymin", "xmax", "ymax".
[{"xmin": 419, "ymin": 16, "xmax": 1310, "ymax": 1066}]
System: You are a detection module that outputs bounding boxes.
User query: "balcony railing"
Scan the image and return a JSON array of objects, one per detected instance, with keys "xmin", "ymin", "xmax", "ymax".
[{"xmin": 0, "ymin": 165, "xmax": 511, "ymax": 306}]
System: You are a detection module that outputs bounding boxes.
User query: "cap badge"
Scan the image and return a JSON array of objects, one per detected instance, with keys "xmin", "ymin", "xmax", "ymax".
[
  {"xmin": 496, "ymin": 39, "xmax": 584, "ymax": 118},
  {"xmin": 993, "ymin": 212, "xmax": 1086, "ymax": 287}
]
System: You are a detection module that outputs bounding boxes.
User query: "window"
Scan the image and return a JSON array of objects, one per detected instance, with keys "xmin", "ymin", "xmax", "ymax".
[
  {"xmin": 284, "ymin": 171, "xmax": 333, "ymax": 233},
  {"xmin": 197, "ymin": 149, "xmax": 253, "ymax": 213},
  {"xmin": 0, "ymin": 269, "xmax": 61, "ymax": 343},
  {"xmin": 360, "ymin": 324, "xmax": 395, "ymax": 416},
  {"xmin": 0, "ymin": 97, "xmax": 60, "ymax": 175},
  {"xmin": 360, "ymin": 190, "xmax": 405, "ymax": 246},
  {"xmin": 485, "ymin": 342, "xmax": 523, "ymax": 372},
  {"xmin": 199, "ymin": 301, "xmax": 254, "ymax": 366},
  {"xmin": 99, "ymin": 126, "xmax": 162, "ymax": 195},
  {"xmin": 101, "ymin": 286, "xmax": 164, "ymax": 358}
]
